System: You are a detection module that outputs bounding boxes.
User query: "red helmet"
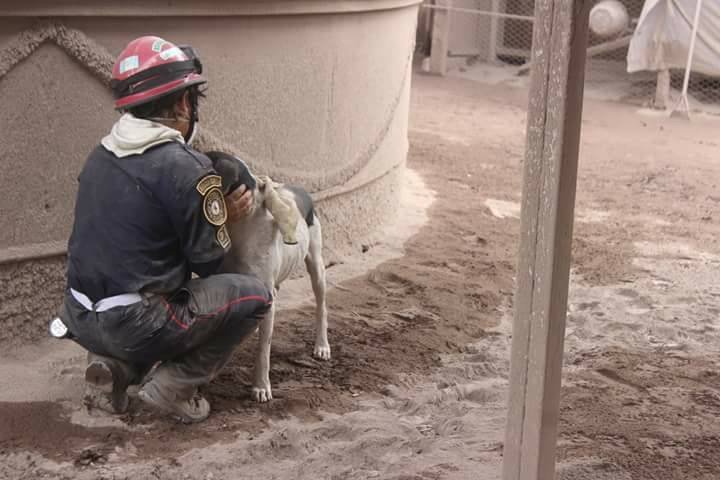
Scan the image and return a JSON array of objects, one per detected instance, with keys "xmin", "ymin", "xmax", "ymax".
[{"xmin": 110, "ymin": 36, "xmax": 207, "ymax": 110}]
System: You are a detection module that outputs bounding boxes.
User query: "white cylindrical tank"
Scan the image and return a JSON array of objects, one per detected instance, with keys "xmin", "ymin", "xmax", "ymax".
[{"xmin": 0, "ymin": 0, "xmax": 420, "ymax": 345}]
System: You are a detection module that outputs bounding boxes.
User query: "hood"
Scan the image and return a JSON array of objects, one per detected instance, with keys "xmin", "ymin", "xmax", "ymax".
[{"xmin": 101, "ymin": 113, "xmax": 185, "ymax": 158}]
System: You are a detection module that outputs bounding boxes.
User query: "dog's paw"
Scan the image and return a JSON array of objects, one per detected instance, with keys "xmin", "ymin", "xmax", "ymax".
[
  {"xmin": 252, "ymin": 385, "xmax": 273, "ymax": 403},
  {"xmin": 313, "ymin": 343, "xmax": 331, "ymax": 361}
]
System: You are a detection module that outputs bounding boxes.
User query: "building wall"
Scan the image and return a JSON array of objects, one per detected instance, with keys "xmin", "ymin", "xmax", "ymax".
[{"xmin": 0, "ymin": 0, "xmax": 419, "ymax": 346}]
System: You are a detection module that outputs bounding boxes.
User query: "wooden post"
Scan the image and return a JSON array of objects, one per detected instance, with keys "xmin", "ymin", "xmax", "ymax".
[
  {"xmin": 488, "ymin": 0, "xmax": 501, "ymax": 63},
  {"xmin": 430, "ymin": 0, "xmax": 451, "ymax": 75},
  {"xmin": 501, "ymin": 0, "xmax": 591, "ymax": 479},
  {"xmin": 654, "ymin": 69, "xmax": 670, "ymax": 109},
  {"xmin": 416, "ymin": 0, "xmax": 434, "ymax": 56}
]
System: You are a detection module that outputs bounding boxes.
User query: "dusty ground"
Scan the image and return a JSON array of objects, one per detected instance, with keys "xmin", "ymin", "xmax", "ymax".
[{"xmin": 2, "ymin": 72, "xmax": 720, "ymax": 479}]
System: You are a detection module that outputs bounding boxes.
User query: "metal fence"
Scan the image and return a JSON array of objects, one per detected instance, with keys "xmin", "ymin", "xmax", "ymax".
[{"xmin": 419, "ymin": 0, "xmax": 720, "ymax": 114}]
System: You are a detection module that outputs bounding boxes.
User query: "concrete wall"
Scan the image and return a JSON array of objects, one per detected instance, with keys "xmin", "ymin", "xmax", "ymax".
[{"xmin": 0, "ymin": 1, "xmax": 419, "ymax": 346}]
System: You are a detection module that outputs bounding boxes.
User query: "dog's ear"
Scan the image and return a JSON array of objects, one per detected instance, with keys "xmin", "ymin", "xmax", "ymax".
[
  {"xmin": 205, "ymin": 151, "xmax": 235, "ymax": 194},
  {"xmin": 234, "ymin": 160, "xmax": 257, "ymax": 194},
  {"xmin": 205, "ymin": 151, "xmax": 256, "ymax": 195}
]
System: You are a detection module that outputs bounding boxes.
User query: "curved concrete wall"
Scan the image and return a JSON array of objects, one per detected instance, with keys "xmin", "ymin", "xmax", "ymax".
[{"xmin": 0, "ymin": 1, "xmax": 419, "ymax": 345}]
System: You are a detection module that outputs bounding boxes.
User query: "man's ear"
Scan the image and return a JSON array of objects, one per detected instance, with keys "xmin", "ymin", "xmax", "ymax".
[{"xmin": 174, "ymin": 91, "xmax": 191, "ymax": 120}]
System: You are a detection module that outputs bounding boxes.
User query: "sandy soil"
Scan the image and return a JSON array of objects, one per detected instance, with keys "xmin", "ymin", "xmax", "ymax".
[{"xmin": 2, "ymin": 72, "xmax": 720, "ymax": 479}]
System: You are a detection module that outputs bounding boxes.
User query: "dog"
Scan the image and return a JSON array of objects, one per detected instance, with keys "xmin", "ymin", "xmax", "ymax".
[{"xmin": 206, "ymin": 151, "xmax": 330, "ymax": 403}]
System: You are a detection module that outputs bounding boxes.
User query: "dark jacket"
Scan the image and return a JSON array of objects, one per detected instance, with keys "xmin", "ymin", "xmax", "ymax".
[{"xmin": 66, "ymin": 142, "xmax": 230, "ymax": 302}]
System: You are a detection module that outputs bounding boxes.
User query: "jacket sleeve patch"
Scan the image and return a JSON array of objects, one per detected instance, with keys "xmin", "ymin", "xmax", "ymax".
[
  {"xmin": 196, "ymin": 174, "xmax": 222, "ymax": 196},
  {"xmin": 202, "ymin": 187, "xmax": 228, "ymax": 226},
  {"xmin": 216, "ymin": 224, "xmax": 231, "ymax": 249}
]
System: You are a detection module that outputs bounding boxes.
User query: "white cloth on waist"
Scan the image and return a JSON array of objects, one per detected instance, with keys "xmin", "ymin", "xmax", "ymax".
[{"xmin": 70, "ymin": 288, "xmax": 144, "ymax": 313}]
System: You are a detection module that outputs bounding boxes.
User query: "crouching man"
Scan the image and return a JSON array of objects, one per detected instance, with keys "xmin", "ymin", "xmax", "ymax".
[{"xmin": 58, "ymin": 36, "xmax": 272, "ymax": 423}]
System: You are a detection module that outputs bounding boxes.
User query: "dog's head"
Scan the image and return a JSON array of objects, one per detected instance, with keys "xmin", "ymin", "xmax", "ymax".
[
  {"xmin": 205, "ymin": 151, "xmax": 257, "ymax": 196},
  {"xmin": 206, "ymin": 151, "xmax": 279, "ymax": 221},
  {"xmin": 207, "ymin": 150, "xmax": 270, "ymax": 216}
]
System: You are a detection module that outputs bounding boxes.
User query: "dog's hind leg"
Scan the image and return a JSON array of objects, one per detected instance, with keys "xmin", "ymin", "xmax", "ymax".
[
  {"xmin": 252, "ymin": 296, "xmax": 276, "ymax": 402},
  {"xmin": 305, "ymin": 220, "xmax": 330, "ymax": 360}
]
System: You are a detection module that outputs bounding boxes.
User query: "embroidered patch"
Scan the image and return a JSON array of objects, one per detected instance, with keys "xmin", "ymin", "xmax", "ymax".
[
  {"xmin": 118, "ymin": 55, "xmax": 139, "ymax": 74},
  {"xmin": 216, "ymin": 224, "xmax": 231, "ymax": 249},
  {"xmin": 196, "ymin": 175, "xmax": 222, "ymax": 195},
  {"xmin": 203, "ymin": 188, "xmax": 227, "ymax": 226}
]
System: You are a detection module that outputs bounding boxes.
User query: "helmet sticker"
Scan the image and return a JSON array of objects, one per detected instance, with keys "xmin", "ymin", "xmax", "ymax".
[
  {"xmin": 151, "ymin": 39, "xmax": 167, "ymax": 52},
  {"xmin": 159, "ymin": 46, "xmax": 185, "ymax": 61},
  {"xmin": 118, "ymin": 55, "xmax": 139, "ymax": 74}
]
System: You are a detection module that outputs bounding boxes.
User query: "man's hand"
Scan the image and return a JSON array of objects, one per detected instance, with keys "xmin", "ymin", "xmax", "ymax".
[{"xmin": 226, "ymin": 185, "xmax": 254, "ymax": 222}]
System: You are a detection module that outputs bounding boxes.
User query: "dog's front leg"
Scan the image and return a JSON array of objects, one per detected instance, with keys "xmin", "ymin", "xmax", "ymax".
[{"xmin": 252, "ymin": 296, "xmax": 276, "ymax": 403}]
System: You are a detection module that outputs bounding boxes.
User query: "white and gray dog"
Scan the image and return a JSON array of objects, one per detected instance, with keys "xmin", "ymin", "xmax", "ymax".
[{"xmin": 207, "ymin": 151, "xmax": 330, "ymax": 403}]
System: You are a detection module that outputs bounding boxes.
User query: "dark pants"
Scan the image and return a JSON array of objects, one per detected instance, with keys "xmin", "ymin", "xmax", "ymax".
[{"xmin": 62, "ymin": 274, "xmax": 272, "ymax": 398}]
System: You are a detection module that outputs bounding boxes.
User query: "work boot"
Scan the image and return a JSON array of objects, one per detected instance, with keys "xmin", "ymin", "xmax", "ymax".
[
  {"xmin": 137, "ymin": 380, "xmax": 210, "ymax": 423},
  {"xmin": 83, "ymin": 353, "xmax": 135, "ymax": 414}
]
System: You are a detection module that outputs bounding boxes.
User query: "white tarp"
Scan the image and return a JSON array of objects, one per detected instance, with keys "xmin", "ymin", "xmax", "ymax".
[{"xmin": 627, "ymin": 0, "xmax": 720, "ymax": 76}]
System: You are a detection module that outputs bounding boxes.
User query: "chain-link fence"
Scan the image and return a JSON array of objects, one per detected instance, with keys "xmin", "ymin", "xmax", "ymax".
[{"xmin": 419, "ymin": 0, "xmax": 720, "ymax": 114}]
